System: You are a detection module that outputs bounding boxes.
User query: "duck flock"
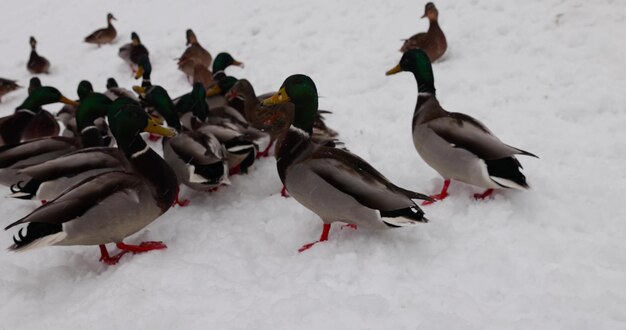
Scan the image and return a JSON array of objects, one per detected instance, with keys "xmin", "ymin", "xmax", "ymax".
[{"xmin": 0, "ymin": 3, "xmax": 538, "ymax": 265}]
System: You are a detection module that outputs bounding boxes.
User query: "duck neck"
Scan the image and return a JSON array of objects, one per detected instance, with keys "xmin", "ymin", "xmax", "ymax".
[
  {"xmin": 413, "ymin": 73, "xmax": 436, "ymax": 95},
  {"xmin": 292, "ymin": 99, "xmax": 318, "ymax": 135},
  {"xmin": 141, "ymin": 72, "xmax": 152, "ymax": 87},
  {"xmin": 428, "ymin": 19, "xmax": 440, "ymax": 33},
  {"xmin": 120, "ymin": 134, "xmax": 177, "ymax": 211},
  {"xmin": 76, "ymin": 93, "xmax": 111, "ymax": 147},
  {"xmin": 276, "ymin": 126, "xmax": 311, "ymax": 183},
  {"xmin": 29, "ymin": 49, "xmax": 38, "ymax": 61}
]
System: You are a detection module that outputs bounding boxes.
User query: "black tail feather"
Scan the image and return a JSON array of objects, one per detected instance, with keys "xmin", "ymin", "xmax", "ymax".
[
  {"xmin": 380, "ymin": 206, "xmax": 427, "ymax": 225},
  {"xmin": 485, "ymin": 157, "xmax": 529, "ymax": 188},
  {"xmin": 193, "ymin": 162, "xmax": 225, "ymax": 184},
  {"xmin": 9, "ymin": 222, "xmax": 62, "ymax": 249},
  {"xmin": 9, "ymin": 179, "xmax": 42, "ymax": 200}
]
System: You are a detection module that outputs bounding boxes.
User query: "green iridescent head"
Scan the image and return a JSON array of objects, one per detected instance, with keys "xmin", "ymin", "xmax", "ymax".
[
  {"xmin": 77, "ymin": 80, "xmax": 94, "ymax": 100},
  {"xmin": 16, "ymin": 86, "xmax": 79, "ymax": 111},
  {"xmin": 262, "ymin": 74, "xmax": 318, "ymax": 133},
  {"xmin": 386, "ymin": 48, "xmax": 435, "ymax": 94},
  {"xmin": 212, "ymin": 52, "xmax": 244, "ymax": 73}
]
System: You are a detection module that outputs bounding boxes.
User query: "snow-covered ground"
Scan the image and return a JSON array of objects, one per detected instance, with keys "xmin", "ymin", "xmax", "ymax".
[{"xmin": 1, "ymin": 0, "xmax": 626, "ymax": 328}]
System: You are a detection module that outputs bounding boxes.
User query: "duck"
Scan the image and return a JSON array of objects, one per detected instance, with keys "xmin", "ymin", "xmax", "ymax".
[
  {"xmin": 177, "ymin": 82, "xmax": 259, "ymax": 175},
  {"xmin": 138, "ymin": 85, "xmax": 229, "ymax": 194},
  {"xmin": 84, "ymin": 13, "xmax": 117, "ymax": 46},
  {"xmin": 27, "ymin": 36, "xmax": 50, "ymax": 74},
  {"xmin": 5, "ymin": 99, "xmax": 178, "ymax": 265},
  {"xmin": 0, "ymin": 78, "xmax": 21, "ymax": 103},
  {"xmin": 0, "ymin": 86, "xmax": 77, "ymax": 147},
  {"xmin": 262, "ymin": 74, "xmax": 431, "ymax": 252},
  {"xmin": 2, "ymin": 86, "xmax": 113, "ymax": 193},
  {"xmin": 386, "ymin": 48, "xmax": 537, "ymax": 203},
  {"xmin": 177, "ymin": 29, "xmax": 212, "ymax": 78},
  {"xmin": 400, "ymin": 2, "xmax": 447, "ymax": 62},
  {"xmin": 118, "ymin": 32, "xmax": 149, "ymax": 72}
]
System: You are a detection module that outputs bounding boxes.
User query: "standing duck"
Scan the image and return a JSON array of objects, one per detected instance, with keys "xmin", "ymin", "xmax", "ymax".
[
  {"xmin": 84, "ymin": 13, "xmax": 117, "ymax": 46},
  {"xmin": 262, "ymin": 74, "xmax": 431, "ymax": 252},
  {"xmin": 386, "ymin": 49, "xmax": 537, "ymax": 203},
  {"xmin": 0, "ymin": 86, "xmax": 77, "ymax": 146},
  {"xmin": 400, "ymin": 2, "xmax": 447, "ymax": 62},
  {"xmin": 119, "ymin": 32, "xmax": 149, "ymax": 72},
  {"xmin": 5, "ymin": 100, "xmax": 178, "ymax": 265},
  {"xmin": 27, "ymin": 37, "xmax": 50, "ymax": 74},
  {"xmin": 177, "ymin": 29, "xmax": 212, "ymax": 78},
  {"xmin": 0, "ymin": 78, "xmax": 21, "ymax": 103}
]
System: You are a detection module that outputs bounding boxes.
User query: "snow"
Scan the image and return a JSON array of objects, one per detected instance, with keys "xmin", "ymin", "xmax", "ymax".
[{"xmin": 1, "ymin": 0, "xmax": 626, "ymax": 329}]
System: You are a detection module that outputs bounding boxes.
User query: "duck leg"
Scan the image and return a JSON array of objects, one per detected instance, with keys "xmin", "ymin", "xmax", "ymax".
[
  {"xmin": 116, "ymin": 241, "xmax": 167, "ymax": 253},
  {"xmin": 256, "ymin": 140, "xmax": 274, "ymax": 159},
  {"xmin": 422, "ymin": 179, "xmax": 451, "ymax": 205},
  {"xmin": 281, "ymin": 186, "xmax": 289, "ymax": 198},
  {"xmin": 474, "ymin": 189, "xmax": 494, "ymax": 200},
  {"xmin": 298, "ymin": 223, "xmax": 331, "ymax": 253},
  {"xmin": 99, "ymin": 244, "xmax": 128, "ymax": 265}
]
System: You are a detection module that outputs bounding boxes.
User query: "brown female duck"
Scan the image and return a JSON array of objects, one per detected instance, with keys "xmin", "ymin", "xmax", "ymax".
[
  {"xmin": 27, "ymin": 37, "xmax": 50, "ymax": 74},
  {"xmin": 0, "ymin": 78, "xmax": 21, "ymax": 103},
  {"xmin": 84, "ymin": 13, "xmax": 117, "ymax": 46},
  {"xmin": 400, "ymin": 2, "xmax": 447, "ymax": 62},
  {"xmin": 177, "ymin": 29, "xmax": 212, "ymax": 77}
]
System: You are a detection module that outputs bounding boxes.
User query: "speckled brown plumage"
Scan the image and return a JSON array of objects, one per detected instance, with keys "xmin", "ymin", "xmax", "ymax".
[{"xmin": 400, "ymin": 2, "xmax": 447, "ymax": 62}]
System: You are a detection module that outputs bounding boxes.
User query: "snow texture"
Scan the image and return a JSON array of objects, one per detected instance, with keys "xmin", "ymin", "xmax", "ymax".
[{"xmin": 1, "ymin": 0, "xmax": 626, "ymax": 329}]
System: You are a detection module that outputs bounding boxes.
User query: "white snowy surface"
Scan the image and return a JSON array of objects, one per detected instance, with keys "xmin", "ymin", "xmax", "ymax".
[{"xmin": 1, "ymin": 0, "xmax": 626, "ymax": 329}]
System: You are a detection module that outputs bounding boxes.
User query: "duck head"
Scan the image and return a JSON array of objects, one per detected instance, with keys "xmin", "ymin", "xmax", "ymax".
[
  {"xmin": 386, "ymin": 48, "xmax": 435, "ymax": 94},
  {"xmin": 262, "ymin": 74, "xmax": 318, "ymax": 134}
]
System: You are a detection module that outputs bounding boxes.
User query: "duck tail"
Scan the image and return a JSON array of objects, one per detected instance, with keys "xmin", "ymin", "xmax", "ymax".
[
  {"xmin": 6, "ymin": 223, "xmax": 65, "ymax": 252},
  {"xmin": 7, "ymin": 179, "xmax": 41, "ymax": 200},
  {"xmin": 486, "ymin": 157, "xmax": 530, "ymax": 190}
]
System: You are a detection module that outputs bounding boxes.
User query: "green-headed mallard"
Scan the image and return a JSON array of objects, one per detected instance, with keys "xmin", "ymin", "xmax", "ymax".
[
  {"xmin": 138, "ymin": 85, "xmax": 229, "ymax": 193},
  {"xmin": 177, "ymin": 29, "xmax": 212, "ymax": 77},
  {"xmin": 386, "ymin": 49, "xmax": 537, "ymax": 203},
  {"xmin": 262, "ymin": 74, "xmax": 431, "ymax": 252},
  {"xmin": 84, "ymin": 13, "xmax": 117, "ymax": 46},
  {"xmin": 400, "ymin": 2, "xmax": 447, "ymax": 62},
  {"xmin": 57, "ymin": 80, "xmax": 95, "ymax": 138},
  {"xmin": 0, "ymin": 86, "xmax": 77, "ymax": 146},
  {"xmin": 5, "ymin": 99, "xmax": 177, "ymax": 265},
  {"xmin": 119, "ymin": 32, "xmax": 149, "ymax": 72},
  {"xmin": 27, "ymin": 37, "xmax": 50, "ymax": 74},
  {"xmin": 0, "ymin": 78, "xmax": 21, "ymax": 103}
]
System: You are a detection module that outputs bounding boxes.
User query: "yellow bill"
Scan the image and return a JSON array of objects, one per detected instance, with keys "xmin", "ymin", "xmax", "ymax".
[
  {"xmin": 385, "ymin": 64, "xmax": 402, "ymax": 76},
  {"xmin": 59, "ymin": 95, "xmax": 80, "ymax": 106},
  {"xmin": 135, "ymin": 66, "xmax": 144, "ymax": 79},
  {"xmin": 144, "ymin": 117, "xmax": 176, "ymax": 137},
  {"xmin": 261, "ymin": 87, "xmax": 289, "ymax": 106},
  {"xmin": 206, "ymin": 84, "xmax": 221, "ymax": 97},
  {"xmin": 132, "ymin": 85, "xmax": 146, "ymax": 95}
]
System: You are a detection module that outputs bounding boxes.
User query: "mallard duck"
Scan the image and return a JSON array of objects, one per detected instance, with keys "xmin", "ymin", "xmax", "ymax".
[
  {"xmin": 3, "ymin": 87, "xmax": 113, "ymax": 195},
  {"xmin": 119, "ymin": 32, "xmax": 149, "ymax": 72},
  {"xmin": 177, "ymin": 29, "xmax": 212, "ymax": 77},
  {"xmin": 5, "ymin": 100, "xmax": 178, "ymax": 265},
  {"xmin": 27, "ymin": 37, "xmax": 50, "ymax": 74},
  {"xmin": 138, "ymin": 85, "xmax": 229, "ymax": 193},
  {"xmin": 0, "ymin": 86, "xmax": 77, "ymax": 146},
  {"xmin": 0, "ymin": 78, "xmax": 21, "ymax": 103},
  {"xmin": 134, "ymin": 55, "xmax": 152, "ymax": 87},
  {"xmin": 84, "ymin": 13, "xmax": 117, "ymax": 46},
  {"xmin": 262, "ymin": 74, "xmax": 431, "ymax": 252},
  {"xmin": 400, "ymin": 2, "xmax": 447, "ymax": 62},
  {"xmin": 386, "ymin": 49, "xmax": 537, "ymax": 203}
]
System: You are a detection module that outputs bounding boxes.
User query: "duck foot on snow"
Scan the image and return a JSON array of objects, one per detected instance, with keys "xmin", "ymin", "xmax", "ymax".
[
  {"xmin": 298, "ymin": 223, "xmax": 331, "ymax": 253},
  {"xmin": 422, "ymin": 179, "xmax": 451, "ymax": 205},
  {"xmin": 474, "ymin": 189, "xmax": 494, "ymax": 200}
]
